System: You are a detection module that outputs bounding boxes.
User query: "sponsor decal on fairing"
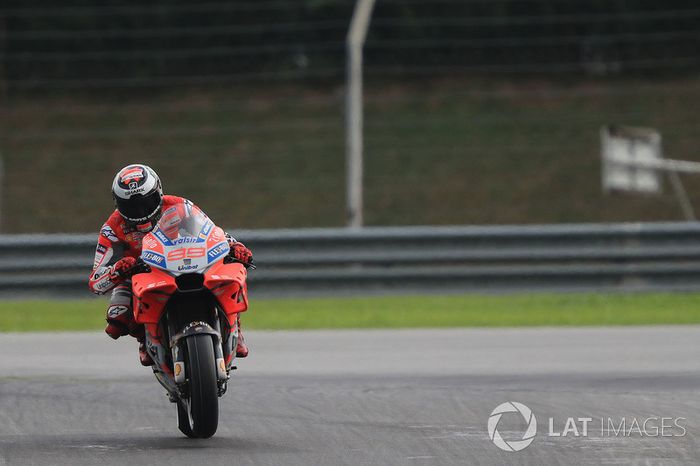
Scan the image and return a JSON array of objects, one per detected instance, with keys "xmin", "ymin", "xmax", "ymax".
[
  {"xmin": 177, "ymin": 264, "xmax": 199, "ymax": 271},
  {"xmin": 143, "ymin": 235, "xmax": 159, "ymax": 249},
  {"xmin": 172, "ymin": 237, "xmax": 202, "ymax": 245},
  {"xmin": 201, "ymin": 221, "xmax": 213, "ymax": 236},
  {"xmin": 207, "ymin": 242, "xmax": 229, "ymax": 263},
  {"xmin": 143, "ymin": 251, "xmax": 166, "ymax": 267},
  {"xmin": 154, "ymin": 230, "xmax": 173, "ymax": 246}
]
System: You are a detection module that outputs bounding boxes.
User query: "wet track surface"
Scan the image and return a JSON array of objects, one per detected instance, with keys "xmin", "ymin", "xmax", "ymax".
[{"xmin": 1, "ymin": 327, "xmax": 700, "ymax": 465}]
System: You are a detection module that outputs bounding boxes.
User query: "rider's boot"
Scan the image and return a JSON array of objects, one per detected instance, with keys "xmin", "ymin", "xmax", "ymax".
[
  {"xmin": 138, "ymin": 338, "xmax": 154, "ymax": 366},
  {"xmin": 129, "ymin": 324, "xmax": 153, "ymax": 366},
  {"xmin": 236, "ymin": 316, "xmax": 249, "ymax": 358}
]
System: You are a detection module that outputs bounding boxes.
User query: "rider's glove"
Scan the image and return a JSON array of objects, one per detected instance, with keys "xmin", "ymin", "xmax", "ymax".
[
  {"xmin": 109, "ymin": 256, "xmax": 137, "ymax": 281},
  {"xmin": 231, "ymin": 242, "xmax": 253, "ymax": 267}
]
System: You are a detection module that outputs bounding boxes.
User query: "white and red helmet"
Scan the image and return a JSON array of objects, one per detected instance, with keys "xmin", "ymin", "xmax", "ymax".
[{"xmin": 111, "ymin": 164, "xmax": 163, "ymax": 231}]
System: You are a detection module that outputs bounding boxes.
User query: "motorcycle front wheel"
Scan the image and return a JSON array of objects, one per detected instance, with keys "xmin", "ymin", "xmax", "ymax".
[{"xmin": 177, "ymin": 334, "xmax": 219, "ymax": 438}]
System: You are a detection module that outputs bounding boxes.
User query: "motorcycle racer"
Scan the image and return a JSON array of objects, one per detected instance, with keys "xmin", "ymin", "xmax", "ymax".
[{"xmin": 88, "ymin": 163, "xmax": 253, "ymax": 365}]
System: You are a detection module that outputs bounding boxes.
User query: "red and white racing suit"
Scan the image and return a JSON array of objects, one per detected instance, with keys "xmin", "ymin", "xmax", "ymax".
[{"xmin": 88, "ymin": 195, "xmax": 250, "ymax": 344}]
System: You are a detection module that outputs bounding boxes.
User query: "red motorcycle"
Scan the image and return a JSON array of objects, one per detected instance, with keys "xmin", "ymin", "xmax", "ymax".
[{"xmin": 130, "ymin": 201, "xmax": 249, "ymax": 438}]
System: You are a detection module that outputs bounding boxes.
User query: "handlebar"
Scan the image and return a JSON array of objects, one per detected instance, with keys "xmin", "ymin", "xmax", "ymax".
[
  {"xmin": 126, "ymin": 257, "xmax": 151, "ymax": 276},
  {"xmin": 223, "ymin": 254, "xmax": 256, "ymax": 269}
]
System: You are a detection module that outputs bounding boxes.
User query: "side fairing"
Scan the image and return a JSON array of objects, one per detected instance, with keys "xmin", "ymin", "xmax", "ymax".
[
  {"xmin": 132, "ymin": 268, "xmax": 177, "ymax": 326},
  {"xmin": 204, "ymin": 261, "xmax": 249, "ymax": 325}
]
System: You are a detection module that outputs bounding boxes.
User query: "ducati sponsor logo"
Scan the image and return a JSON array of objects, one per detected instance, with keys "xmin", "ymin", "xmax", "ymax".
[
  {"xmin": 143, "ymin": 235, "xmax": 159, "ymax": 249},
  {"xmin": 119, "ymin": 167, "xmax": 146, "ymax": 188},
  {"xmin": 210, "ymin": 228, "xmax": 223, "ymax": 242}
]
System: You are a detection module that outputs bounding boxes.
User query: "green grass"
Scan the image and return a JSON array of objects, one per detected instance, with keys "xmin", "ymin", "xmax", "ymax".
[
  {"xmin": 3, "ymin": 78, "xmax": 700, "ymax": 233},
  {"xmin": 2, "ymin": 292, "xmax": 700, "ymax": 332}
]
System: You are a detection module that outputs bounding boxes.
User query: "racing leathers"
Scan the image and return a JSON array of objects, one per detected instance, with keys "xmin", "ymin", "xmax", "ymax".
[{"xmin": 88, "ymin": 195, "xmax": 251, "ymax": 363}]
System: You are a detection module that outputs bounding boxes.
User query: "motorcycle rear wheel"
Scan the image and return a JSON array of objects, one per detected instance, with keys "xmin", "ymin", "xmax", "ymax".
[{"xmin": 178, "ymin": 334, "xmax": 219, "ymax": 438}]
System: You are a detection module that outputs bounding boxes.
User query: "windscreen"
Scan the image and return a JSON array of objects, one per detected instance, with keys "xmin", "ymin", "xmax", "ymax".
[{"xmin": 153, "ymin": 202, "xmax": 210, "ymax": 244}]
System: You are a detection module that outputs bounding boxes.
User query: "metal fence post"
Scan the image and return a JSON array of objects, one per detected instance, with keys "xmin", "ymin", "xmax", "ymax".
[{"xmin": 346, "ymin": 0, "xmax": 376, "ymax": 229}]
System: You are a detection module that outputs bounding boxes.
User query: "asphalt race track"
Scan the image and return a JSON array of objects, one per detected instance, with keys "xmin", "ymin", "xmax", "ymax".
[{"xmin": 1, "ymin": 327, "xmax": 700, "ymax": 465}]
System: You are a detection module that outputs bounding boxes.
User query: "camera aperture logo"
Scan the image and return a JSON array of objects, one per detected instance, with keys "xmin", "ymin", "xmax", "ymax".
[
  {"xmin": 488, "ymin": 402, "xmax": 537, "ymax": 452},
  {"xmin": 487, "ymin": 401, "xmax": 687, "ymax": 453}
]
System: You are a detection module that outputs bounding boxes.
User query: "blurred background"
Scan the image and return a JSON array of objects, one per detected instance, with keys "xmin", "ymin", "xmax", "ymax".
[
  {"xmin": 2, "ymin": 0, "xmax": 700, "ymax": 234},
  {"xmin": 4, "ymin": 5, "xmax": 700, "ymax": 463}
]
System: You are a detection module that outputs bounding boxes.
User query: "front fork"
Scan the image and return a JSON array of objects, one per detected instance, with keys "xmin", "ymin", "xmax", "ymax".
[{"xmin": 168, "ymin": 313, "xmax": 232, "ymax": 397}]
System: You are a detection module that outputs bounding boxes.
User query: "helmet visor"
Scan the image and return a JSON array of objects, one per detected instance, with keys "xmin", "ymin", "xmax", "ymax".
[{"xmin": 116, "ymin": 190, "xmax": 162, "ymax": 223}]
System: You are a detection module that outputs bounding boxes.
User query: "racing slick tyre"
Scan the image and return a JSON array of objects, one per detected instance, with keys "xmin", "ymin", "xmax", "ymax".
[
  {"xmin": 181, "ymin": 334, "xmax": 219, "ymax": 438},
  {"xmin": 177, "ymin": 400, "xmax": 195, "ymax": 438}
]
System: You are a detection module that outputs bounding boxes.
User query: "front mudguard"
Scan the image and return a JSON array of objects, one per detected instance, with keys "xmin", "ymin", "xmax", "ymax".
[{"xmin": 171, "ymin": 321, "xmax": 228, "ymax": 384}]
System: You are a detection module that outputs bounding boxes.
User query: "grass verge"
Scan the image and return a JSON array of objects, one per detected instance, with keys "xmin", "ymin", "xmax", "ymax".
[
  {"xmin": 1, "ymin": 292, "xmax": 699, "ymax": 332},
  {"xmin": 4, "ymin": 79, "xmax": 700, "ymax": 233}
]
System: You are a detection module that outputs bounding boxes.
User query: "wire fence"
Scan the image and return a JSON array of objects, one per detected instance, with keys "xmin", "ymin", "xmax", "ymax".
[{"xmin": 1, "ymin": 1, "xmax": 700, "ymax": 233}]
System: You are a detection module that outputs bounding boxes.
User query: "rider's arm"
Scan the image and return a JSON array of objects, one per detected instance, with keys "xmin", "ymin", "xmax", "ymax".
[{"xmin": 87, "ymin": 224, "xmax": 129, "ymax": 294}]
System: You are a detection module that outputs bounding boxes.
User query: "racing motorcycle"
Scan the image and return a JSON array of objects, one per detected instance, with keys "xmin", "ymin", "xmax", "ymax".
[{"xmin": 129, "ymin": 201, "xmax": 250, "ymax": 438}]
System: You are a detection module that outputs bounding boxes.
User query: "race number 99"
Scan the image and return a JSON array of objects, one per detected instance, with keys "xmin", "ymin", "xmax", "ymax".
[{"xmin": 167, "ymin": 247, "xmax": 206, "ymax": 261}]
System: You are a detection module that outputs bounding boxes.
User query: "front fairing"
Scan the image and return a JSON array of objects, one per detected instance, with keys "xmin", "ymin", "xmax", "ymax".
[
  {"xmin": 135, "ymin": 200, "xmax": 247, "ymax": 333},
  {"xmin": 140, "ymin": 202, "xmax": 230, "ymax": 276}
]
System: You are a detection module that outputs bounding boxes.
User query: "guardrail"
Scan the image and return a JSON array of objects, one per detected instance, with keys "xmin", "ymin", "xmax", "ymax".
[{"xmin": 2, "ymin": 222, "xmax": 700, "ymax": 298}]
